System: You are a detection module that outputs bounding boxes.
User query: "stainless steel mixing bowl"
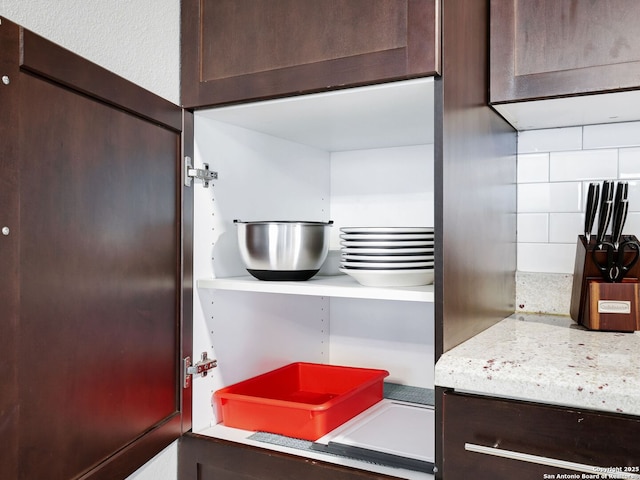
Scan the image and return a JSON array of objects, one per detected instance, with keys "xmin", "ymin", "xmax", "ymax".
[{"xmin": 234, "ymin": 220, "xmax": 333, "ymax": 281}]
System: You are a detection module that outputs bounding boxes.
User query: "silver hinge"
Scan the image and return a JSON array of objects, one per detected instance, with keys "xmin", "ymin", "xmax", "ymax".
[
  {"xmin": 183, "ymin": 352, "xmax": 218, "ymax": 388},
  {"xmin": 185, "ymin": 156, "xmax": 218, "ymax": 188}
]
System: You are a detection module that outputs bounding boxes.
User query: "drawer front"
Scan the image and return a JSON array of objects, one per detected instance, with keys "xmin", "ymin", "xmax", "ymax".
[{"xmin": 442, "ymin": 392, "xmax": 640, "ymax": 479}]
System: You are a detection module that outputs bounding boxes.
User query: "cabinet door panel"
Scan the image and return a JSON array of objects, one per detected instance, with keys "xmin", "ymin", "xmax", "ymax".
[
  {"xmin": 490, "ymin": 0, "xmax": 640, "ymax": 102},
  {"xmin": 19, "ymin": 74, "xmax": 179, "ymax": 480},
  {"xmin": 442, "ymin": 391, "xmax": 640, "ymax": 479},
  {"xmin": 182, "ymin": 0, "xmax": 439, "ymax": 107},
  {"xmin": 1, "ymin": 19, "xmax": 187, "ymax": 480}
]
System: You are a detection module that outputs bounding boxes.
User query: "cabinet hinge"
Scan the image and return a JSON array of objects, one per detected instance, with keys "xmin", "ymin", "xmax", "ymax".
[
  {"xmin": 185, "ymin": 156, "xmax": 218, "ymax": 188},
  {"xmin": 183, "ymin": 352, "xmax": 217, "ymax": 388}
]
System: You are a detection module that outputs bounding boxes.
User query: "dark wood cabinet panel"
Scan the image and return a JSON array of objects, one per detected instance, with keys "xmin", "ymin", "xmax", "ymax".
[
  {"xmin": 0, "ymin": 18, "xmax": 188, "ymax": 480},
  {"xmin": 181, "ymin": 0, "xmax": 439, "ymax": 107},
  {"xmin": 178, "ymin": 434, "xmax": 400, "ymax": 480},
  {"xmin": 180, "ymin": 111, "xmax": 195, "ymax": 438},
  {"xmin": 441, "ymin": 391, "xmax": 640, "ymax": 479},
  {"xmin": 490, "ymin": 0, "xmax": 640, "ymax": 103},
  {"xmin": 0, "ymin": 18, "xmax": 21, "ymax": 480},
  {"xmin": 434, "ymin": 0, "xmax": 517, "ymax": 473},
  {"xmin": 436, "ymin": 0, "xmax": 516, "ymax": 357}
]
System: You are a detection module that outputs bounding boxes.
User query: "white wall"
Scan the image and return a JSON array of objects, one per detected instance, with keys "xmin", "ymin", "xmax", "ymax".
[
  {"xmin": 516, "ymin": 121, "xmax": 640, "ymax": 315},
  {"xmin": 0, "ymin": 1, "xmax": 181, "ymax": 478},
  {"xmin": 127, "ymin": 442, "xmax": 177, "ymax": 480},
  {"xmin": 517, "ymin": 122, "xmax": 640, "ymax": 274},
  {"xmin": 0, "ymin": 0, "xmax": 180, "ymax": 104}
]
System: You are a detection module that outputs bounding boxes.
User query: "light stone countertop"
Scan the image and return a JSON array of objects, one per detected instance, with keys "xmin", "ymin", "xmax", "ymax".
[{"xmin": 434, "ymin": 313, "xmax": 640, "ymax": 416}]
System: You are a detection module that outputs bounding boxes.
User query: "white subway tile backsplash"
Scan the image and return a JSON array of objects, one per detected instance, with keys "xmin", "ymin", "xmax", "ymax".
[
  {"xmin": 517, "ymin": 153, "xmax": 549, "ymax": 183},
  {"xmin": 517, "ymin": 127, "xmax": 582, "ymax": 154},
  {"xmin": 549, "ymin": 149, "xmax": 618, "ymax": 181},
  {"xmin": 619, "ymin": 148, "xmax": 640, "ymax": 179},
  {"xmin": 549, "ymin": 213, "xmax": 583, "ymax": 243},
  {"xmin": 518, "ymin": 184, "xmax": 550, "ymax": 212},
  {"xmin": 516, "ymin": 124, "xmax": 640, "ymax": 276},
  {"xmin": 517, "ymin": 243, "xmax": 576, "ymax": 273},
  {"xmin": 625, "ymin": 180, "xmax": 640, "ymax": 212},
  {"xmin": 516, "ymin": 122, "xmax": 640, "ymax": 304},
  {"xmin": 583, "ymin": 121, "xmax": 640, "ymax": 149},
  {"xmin": 517, "ymin": 213, "xmax": 548, "ymax": 243},
  {"xmin": 518, "ymin": 182, "xmax": 582, "ymax": 213},
  {"xmin": 622, "ymin": 212, "xmax": 640, "ymax": 237}
]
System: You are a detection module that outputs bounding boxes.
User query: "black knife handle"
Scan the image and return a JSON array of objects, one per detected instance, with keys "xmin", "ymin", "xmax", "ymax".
[
  {"xmin": 610, "ymin": 182, "xmax": 629, "ymax": 246},
  {"xmin": 596, "ymin": 181, "xmax": 614, "ymax": 243},
  {"xmin": 614, "ymin": 181, "xmax": 629, "ymax": 205},
  {"xmin": 584, "ymin": 182, "xmax": 599, "ymax": 243},
  {"xmin": 596, "ymin": 199, "xmax": 613, "ymax": 245},
  {"xmin": 602, "ymin": 180, "xmax": 614, "ymax": 204},
  {"xmin": 612, "ymin": 199, "xmax": 629, "ymax": 249}
]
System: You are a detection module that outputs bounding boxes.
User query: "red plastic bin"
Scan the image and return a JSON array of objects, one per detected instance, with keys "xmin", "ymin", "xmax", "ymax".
[{"xmin": 213, "ymin": 362, "xmax": 389, "ymax": 441}]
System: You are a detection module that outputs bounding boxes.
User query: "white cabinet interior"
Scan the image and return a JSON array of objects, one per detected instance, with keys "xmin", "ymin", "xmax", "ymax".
[{"xmin": 190, "ymin": 78, "xmax": 435, "ymax": 479}]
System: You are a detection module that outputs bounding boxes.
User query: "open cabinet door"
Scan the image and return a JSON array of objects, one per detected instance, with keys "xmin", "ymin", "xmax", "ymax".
[{"xmin": 0, "ymin": 18, "xmax": 192, "ymax": 480}]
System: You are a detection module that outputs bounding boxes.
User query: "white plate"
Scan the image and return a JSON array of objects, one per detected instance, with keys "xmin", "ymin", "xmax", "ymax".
[
  {"xmin": 341, "ymin": 261, "xmax": 434, "ymax": 269},
  {"xmin": 339, "ymin": 267, "xmax": 434, "ymax": 287},
  {"xmin": 340, "ymin": 233, "xmax": 434, "ymax": 241},
  {"xmin": 341, "ymin": 253, "xmax": 434, "ymax": 262},
  {"xmin": 340, "ymin": 227, "xmax": 434, "ymax": 234},
  {"xmin": 341, "ymin": 246, "xmax": 434, "ymax": 255},
  {"xmin": 341, "ymin": 240, "xmax": 434, "ymax": 248}
]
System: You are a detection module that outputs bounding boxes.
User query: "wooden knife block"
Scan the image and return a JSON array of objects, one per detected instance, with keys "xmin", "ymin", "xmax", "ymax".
[{"xmin": 570, "ymin": 235, "xmax": 640, "ymax": 332}]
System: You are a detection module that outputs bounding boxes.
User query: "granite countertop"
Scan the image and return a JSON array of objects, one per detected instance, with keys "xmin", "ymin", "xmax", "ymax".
[{"xmin": 434, "ymin": 313, "xmax": 640, "ymax": 416}]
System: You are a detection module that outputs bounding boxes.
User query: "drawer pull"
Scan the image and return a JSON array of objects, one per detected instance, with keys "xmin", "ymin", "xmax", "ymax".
[{"xmin": 465, "ymin": 443, "xmax": 640, "ymax": 479}]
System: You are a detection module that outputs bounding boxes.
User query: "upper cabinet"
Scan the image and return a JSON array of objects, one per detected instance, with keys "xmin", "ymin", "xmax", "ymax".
[
  {"xmin": 490, "ymin": 0, "xmax": 640, "ymax": 130},
  {"xmin": 181, "ymin": 0, "xmax": 440, "ymax": 108}
]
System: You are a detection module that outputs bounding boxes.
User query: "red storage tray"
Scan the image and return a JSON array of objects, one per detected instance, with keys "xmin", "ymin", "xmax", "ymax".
[{"xmin": 213, "ymin": 362, "xmax": 389, "ymax": 441}]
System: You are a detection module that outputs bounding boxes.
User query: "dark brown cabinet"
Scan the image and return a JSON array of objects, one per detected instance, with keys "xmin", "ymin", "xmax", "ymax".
[
  {"xmin": 490, "ymin": 0, "xmax": 640, "ymax": 104},
  {"xmin": 1, "ymin": 1, "xmax": 517, "ymax": 479},
  {"xmin": 181, "ymin": 0, "xmax": 440, "ymax": 108},
  {"xmin": 0, "ymin": 18, "xmax": 190, "ymax": 480},
  {"xmin": 179, "ymin": 434, "xmax": 399, "ymax": 480},
  {"xmin": 441, "ymin": 391, "xmax": 640, "ymax": 479},
  {"xmin": 179, "ymin": 0, "xmax": 516, "ymax": 476}
]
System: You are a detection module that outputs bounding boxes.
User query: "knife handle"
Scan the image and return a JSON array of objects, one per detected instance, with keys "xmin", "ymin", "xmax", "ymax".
[
  {"xmin": 584, "ymin": 183, "xmax": 599, "ymax": 243},
  {"xmin": 601, "ymin": 180, "xmax": 614, "ymax": 204},
  {"xmin": 596, "ymin": 199, "xmax": 613, "ymax": 245},
  {"xmin": 614, "ymin": 181, "xmax": 629, "ymax": 205},
  {"xmin": 596, "ymin": 181, "xmax": 614, "ymax": 243},
  {"xmin": 611, "ymin": 182, "xmax": 629, "ymax": 245},
  {"xmin": 612, "ymin": 199, "xmax": 629, "ymax": 249}
]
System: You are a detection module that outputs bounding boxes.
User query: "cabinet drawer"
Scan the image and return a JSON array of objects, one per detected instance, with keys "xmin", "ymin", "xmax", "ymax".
[
  {"xmin": 442, "ymin": 391, "xmax": 640, "ymax": 479},
  {"xmin": 178, "ymin": 433, "xmax": 399, "ymax": 480}
]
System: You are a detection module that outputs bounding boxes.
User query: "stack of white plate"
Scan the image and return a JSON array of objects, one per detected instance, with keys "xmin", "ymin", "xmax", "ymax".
[{"xmin": 338, "ymin": 227, "xmax": 435, "ymax": 287}]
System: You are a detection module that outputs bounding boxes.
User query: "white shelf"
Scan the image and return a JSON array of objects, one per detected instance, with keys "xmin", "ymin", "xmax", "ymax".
[{"xmin": 197, "ymin": 274, "xmax": 434, "ymax": 302}]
